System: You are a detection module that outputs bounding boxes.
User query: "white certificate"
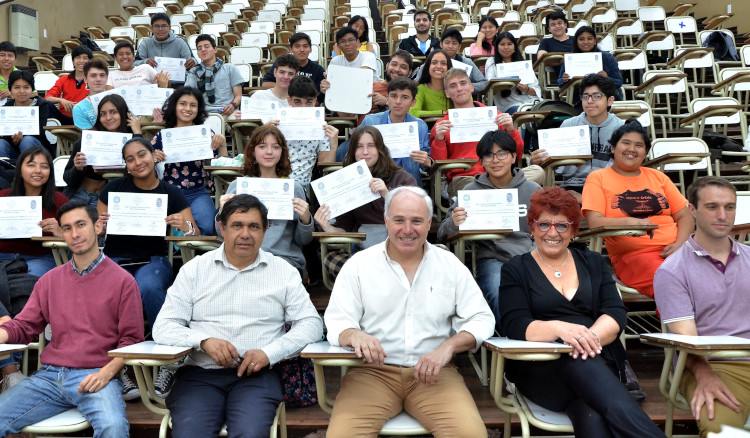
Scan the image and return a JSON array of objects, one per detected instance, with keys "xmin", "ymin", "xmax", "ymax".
[
  {"xmin": 0, "ymin": 107, "xmax": 40, "ymax": 135},
  {"xmin": 490, "ymin": 60, "xmax": 537, "ymax": 85},
  {"xmin": 538, "ymin": 125, "xmax": 591, "ymax": 157},
  {"xmin": 0, "ymin": 196, "xmax": 42, "ymax": 238},
  {"xmin": 160, "ymin": 125, "xmax": 213, "ymax": 163},
  {"xmin": 154, "ymin": 56, "xmax": 187, "ymax": 82},
  {"xmin": 311, "ymin": 160, "xmax": 379, "ymax": 219},
  {"xmin": 564, "ymin": 52, "xmax": 603, "ymax": 78},
  {"xmin": 120, "ymin": 86, "xmax": 174, "ymax": 115},
  {"xmin": 450, "ymin": 59, "xmax": 473, "ymax": 75},
  {"xmin": 324, "ymin": 64, "xmax": 373, "ymax": 114},
  {"xmin": 458, "ymin": 189, "xmax": 520, "ymax": 231},
  {"xmin": 448, "ymin": 106, "xmax": 498, "ymax": 143},
  {"xmin": 107, "ymin": 192, "xmax": 168, "ymax": 236},
  {"xmin": 277, "ymin": 107, "xmax": 325, "ymax": 141},
  {"xmin": 240, "ymin": 96, "xmax": 280, "ymax": 123},
  {"xmin": 80, "ymin": 130, "xmax": 132, "ymax": 166},
  {"xmin": 373, "ymin": 122, "xmax": 419, "ymax": 159},
  {"xmin": 235, "ymin": 177, "xmax": 294, "ymax": 220}
]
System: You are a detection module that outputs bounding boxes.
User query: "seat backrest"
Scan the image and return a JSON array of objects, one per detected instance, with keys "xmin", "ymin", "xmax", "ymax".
[
  {"xmin": 204, "ymin": 113, "xmax": 225, "ymax": 136},
  {"xmin": 258, "ymin": 9, "xmax": 282, "ymax": 23},
  {"xmin": 183, "ymin": 4, "xmax": 206, "ymax": 16},
  {"xmin": 265, "ymin": 2, "xmax": 287, "ymax": 14},
  {"xmin": 616, "ymin": 19, "xmax": 643, "ymax": 36},
  {"xmin": 717, "ymin": 67, "xmax": 750, "ymax": 92},
  {"xmin": 94, "ymin": 38, "xmax": 117, "ymax": 54},
  {"xmin": 614, "ymin": 0, "xmax": 639, "ymax": 13},
  {"xmin": 689, "ymin": 97, "xmax": 743, "ymax": 126},
  {"xmin": 230, "ymin": 46, "xmax": 262, "ymax": 64},
  {"xmin": 33, "ymin": 71, "xmax": 59, "ymax": 92},
  {"xmin": 223, "ymin": 2, "xmax": 245, "ymax": 14},
  {"xmin": 212, "ymin": 11, "xmax": 237, "ymax": 25},
  {"xmin": 296, "ymin": 19, "xmax": 324, "ymax": 33},
  {"xmin": 143, "ymin": 6, "xmax": 167, "ymax": 15},
  {"xmin": 241, "ymin": 32, "xmax": 270, "ymax": 48},
  {"xmin": 642, "ymin": 69, "xmax": 688, "ymax": 94},
  {"xmin": 53, "ymin": 155, "xmax": 69, "ymax": 187},
  {"xmin": 303, "ymin": 29, "xmax": 322, "ymax": 45},
  {"xmin": 610, "ymin": 100, "xmax": 654, "ymax": 137},
  {"xmin": 592, "ymin": 8, "xmax": 617, "ymax": 25},
  {"xmin": 62, "ymin": 54, "xmax": 73, "ymax": 71},
  {"xmin": 250, "ymin": 21, "xmax": 276, "ymax": 35},
  {"xmin": 650, "ymin": 137, "xmax": 710, "ymax": 171},
  {"xmin": 734, "ymin": 192, "xmax": 750, "ymax": 227},
  {"xmin": 637, "ymin": 6, "xmax": 665, "ymax": 22},
  {"xmin": 110, "ymin": 26, "xmax": 136, "ymax": 39},
  {"xmin": 233, "ymin": 62, "xmax": 252, "ymax": 83},
  {"xmin": 509, "ymin": 21, "xmax": 536, "ymax": 39},
  {"xmin": 674, "ymin": 47, "xmax": 714, "ymax": 69},
  {"xmin": 128, "ymin": 14, "xmax": 151, "ymax": 26},
  {"xmin": 616, "ymin": 50, "xmax": 646, "ymax": 71},
  {"xmin": 598, "ymin": 33, "xmax": 615, "ymax": 52},
  {"xmin": 201, "ymin": 23, "xmax": 228, "ymax": 40},
  {"xmin": 665, "ymin": 16, "xmax": 696, "ymax": 34},
  {"xmin": 45, "ymin": 117, "xmax": 60, "ymax": 147},
  {"xmin": 742, "ymin": 45, "xmax": 750, "ymax": 67},
  {"xmin": 646, "ymin": 34, "xmax": 675, "ymax": 51},
  {"xmin": 188, "ymin": 34, "xmax": 199, "ymax": 49},
  {"xmin": 571, "ymin": 0, "xmax": 594, "ymax": 14},
  {"xmin": 302, "ymin": 8, "xmax": 326, "ymax": 20},
  {"xmin": 569, "ymin": 20, "xmax": 589, "ymax": 36}
]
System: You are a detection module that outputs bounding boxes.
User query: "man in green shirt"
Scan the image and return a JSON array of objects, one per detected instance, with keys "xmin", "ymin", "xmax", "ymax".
[{"xmin": 0, "ymin": 41, "xmax": 19, "ymax": 101}]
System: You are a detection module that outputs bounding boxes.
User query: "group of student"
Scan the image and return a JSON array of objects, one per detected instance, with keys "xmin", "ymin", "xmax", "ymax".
[{"xmin": 0, "ymin": 5, "xmax": 748, "ymax": 437}]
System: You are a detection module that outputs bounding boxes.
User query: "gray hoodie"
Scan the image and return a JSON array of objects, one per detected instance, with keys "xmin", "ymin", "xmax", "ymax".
[
  {"xmin": 558, "ymin": 112, "xmax": 624, "ymax": 190},
  {"xmin": 218, "ymin": 179, "xmax": 314, "ymax": 273},
  {"xmin": 437, "ymin": 169, "xmax": 540, "ymax": 263},
  {"xmin": 134, "ymin": 31, "xmax": 193, "ymax": 67}
]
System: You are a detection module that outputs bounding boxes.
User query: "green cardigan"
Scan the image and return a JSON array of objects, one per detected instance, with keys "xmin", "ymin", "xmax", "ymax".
[{"xmin": 409, "ymin": 83, "xmax": 451, "ymax": 117}]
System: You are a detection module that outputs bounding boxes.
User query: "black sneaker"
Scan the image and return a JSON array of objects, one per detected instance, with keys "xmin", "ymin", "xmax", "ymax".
[
  {"xmin": 153, "ymin": 366, "xmax": 176, "ymax": 399},
  {"xmin": 121, "ymin": 366, "xmax": 140, "ymax": 401}
]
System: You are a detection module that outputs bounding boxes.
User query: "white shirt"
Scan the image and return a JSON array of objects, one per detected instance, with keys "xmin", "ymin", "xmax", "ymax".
[
  {"xmin": 325, "ymin": 240, "xmax": 495, "ymax": 367},
  {"xmin": 107, "ymin": 64, "xmax": 158, "ymax": 87},
  {"xmin": 247, "ymin": 88, "xmax": 290, "ymax": 108},
  {"xmin": 329, "ymin": 51, "xmax": 379, "ymax": 82},
  {"xmin": 152, "ymin": 246, "xmax": 323, "ymax": 368}
]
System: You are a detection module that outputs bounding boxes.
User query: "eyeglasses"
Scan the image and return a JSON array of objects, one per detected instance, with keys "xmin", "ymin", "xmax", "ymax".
[
  {"xmin": 482, "ymin": 151, "xmax": 510, "ymax": 161},
  {"xmin": 338, "ymin": 38, "xmax": 358, "ymax": 45},
  {"xmin": 533, "ymin": 220, "xmax": 574, "ymax": 233},
  {"xmin": 581, "ymin": 93, "xmax": 604, "ymax": 102},
  {"xmin": 152, "ymin": 24, "xmax": 170, "ymax": 30}
]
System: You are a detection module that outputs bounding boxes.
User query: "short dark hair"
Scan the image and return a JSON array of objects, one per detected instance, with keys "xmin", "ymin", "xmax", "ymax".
[
  {"xmin": 58, "ymin": 200, "xmax": 98, "ymax": 225},
  {"xmin": 440, "ymin": 28, "xmax": 462, "ymax": 44},
  {"xmin": 348, "ymin": 15, "xmax": 370, "ymax": 43},
  {"xmin": 8, "ymin": 70, "xmax": 34, "ymax": 90},
  {"xmin": 579, "ymin": 73, "xmax": 616, "ymax": 99},
  {"xmin": 387, "ymin": 77, "xmax": 418, "ymax": 100},
  {"xmin": 151, "ymin": 12, "xmax": 170, "ymax": 25},
  {"xmin": 275, "ymin": 53, "xmax": 300, "ymax": 72},
  {"xmin": 288, "ymin": 75, "xmax": 317, "ymax": 99},
  {"xmin": 476, "ymin": 130, "xmax": 518, "ymax": 161},
  {"xmin": 545, "ymin": 10, "xmax": 568, "ymax": 33},
  {"xmin": 0, "ymin": 41, "xmax": 17, "ymax": 56},
  {"xmin": 572, "ymin": 26, "xmax": 599, "ymax": 53},
  {"xmin": 162, "ymin": 86, "xmax": 207, "ymax": 128},
  {"xmin": 336, "ymin": 26, "xmax": 358, "ymax": 44},
  {"xmin": 84, "ymin": 59, "xmax": 109, "ymax": 77},
  {"xmin": 219, "ymin": 194, "xmax": 269, "ymax": 230},
  {"xmin": 113, "ymin": 42, "xmax": 134, "ymax": 57},
  {"xmin": 608, "ymin": 118, "xmax": 652, "ymax": 154},
  {"xmin": 71, "ymin": 45, "xmax": 94, "ymax": 60},
  {"xmin": 121, "ymin": 137, "xmax": 154, "ymax": 159},
  {"xmin": 195, "ymin": 34, "xmax": 216, "ymax": 48},
  {"xmin": 289, "ymin": 32, "xmax": 311, "ymax": 47},
  {"xmin": 413, "ymin": 9, "xmax": 431, "ymax": 22},
  {"xmin": 390, "ymin": 49, "xmax": 413, "ymax": 71},
  {"xmin": 687, "ymin": 176, "xmax": 737, "ymax": 207}
]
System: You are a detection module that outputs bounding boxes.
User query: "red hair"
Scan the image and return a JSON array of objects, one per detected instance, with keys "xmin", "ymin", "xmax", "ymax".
[{"xmin": 527, "ymin": 187, "xmax": 582, "ymax": 235}]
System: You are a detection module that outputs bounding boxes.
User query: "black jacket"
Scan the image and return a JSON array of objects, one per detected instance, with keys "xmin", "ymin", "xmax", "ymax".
[{"xmin": 397, "ymin": 35, "xmax": 440, "ymax": 57}]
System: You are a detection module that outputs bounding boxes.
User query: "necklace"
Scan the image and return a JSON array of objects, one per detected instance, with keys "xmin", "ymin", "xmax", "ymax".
[{"xmin": 536, "ymin": 249, "xmax": 569, "ymax": 278}]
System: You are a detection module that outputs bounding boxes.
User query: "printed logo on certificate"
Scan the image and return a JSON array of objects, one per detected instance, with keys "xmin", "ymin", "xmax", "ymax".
[
  {"xmin": 537, "ymin": 126, "xmax": 591, "ymax": 157},
  {"xmin": 458, "ymin": 189, "xmax": 521, "ymax": 231}
]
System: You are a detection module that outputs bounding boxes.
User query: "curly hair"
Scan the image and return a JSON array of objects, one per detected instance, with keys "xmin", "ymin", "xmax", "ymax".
[
  {"xmin": 527, "ymin": 186, "xmax": 581, "ymax": 236},
  {"xmin": 161, "ymin": 86, "xmax": 208, "ymax": 128},
  {"xmin": 242, "ymin": 124, "xmax": 292, "ymax": 177}
]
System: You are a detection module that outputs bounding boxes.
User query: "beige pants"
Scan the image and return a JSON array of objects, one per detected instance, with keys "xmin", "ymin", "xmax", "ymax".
[{"xmin": 326, "ymin": 363, "xmax": 487, "ymax": 438}]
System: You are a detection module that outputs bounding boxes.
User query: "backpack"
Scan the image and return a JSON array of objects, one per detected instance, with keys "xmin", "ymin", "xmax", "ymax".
[
  {"xmin": 0, "ymin": 259, "xmax": 38, "ymax": 317},
  {"xmin": 524, "ymin": 100, "xmax": 580, "ymax": 154},
  {"xmin": 702, "ymin": 31, "xmax": 739, "ymax": 62}
]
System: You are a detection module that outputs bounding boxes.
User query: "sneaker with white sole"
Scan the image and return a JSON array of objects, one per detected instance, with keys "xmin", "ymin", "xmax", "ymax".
[
  {"xmin": 153, "ymin": 366, "xmax": 176, "ymax": 399},
  {"xmin": 121, "ymin": 367, "xmax": 140, "ymax": 401},
  {"xmin": 1, "ymin": 371, "xmax": 26, "ymax": 393}
]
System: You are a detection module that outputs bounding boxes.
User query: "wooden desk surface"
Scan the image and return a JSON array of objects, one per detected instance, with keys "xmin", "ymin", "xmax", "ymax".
[
  {"xmin": 164, "ymin": 236, "xmax": 222, "ymax": 243},
  {"xmin": 109, "ymin": 341, "xmax": 193, "ymax": 360},
  {"xmin": 312, "ymin": 232, "xmax": 366, "ymax": 240},
  {"xmin": 539, "ymin": 155, "xmax": 593, "ymax": 169},
  {"xmin": 30, "ymin": 236, "xmax": 65, "ymax": 242},
  {"xmin": 575, "ymin": 224, "xmax": 658, "ymax": 240},
  {"xmin": 643, "ymin": 152, "xmax": 710, "ymax": 168},
  {"xmin": 433, "ymin": 158, "xmax": 477, "ymax": 166},
  {"xmin": 205, "ymin": 166, "xmax": 244, "ymax": 172},
  {"xmin": 446, "ymin": 229, "xmax": 513, "ymax": 242}
]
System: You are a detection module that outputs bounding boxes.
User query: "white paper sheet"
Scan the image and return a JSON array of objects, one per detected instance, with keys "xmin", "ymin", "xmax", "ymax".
[
  {"xmin": 564, "ymin": 52, "xmax": 603, "ymax": 78},
  {"xmin": 277, "ymin": 107, "xmax": 325, "ymax": 141},
  {"xmin": 107, "ymin": 192, "xmax": 168, "ymax": 236},
  {"xmin": 489, "ymin": 60, "xmax": 537, "ymax": 84},
  {"xmin": 458, "ymin": 189, "xmax": 520, "ymax": 231},
  {"xmin": 235, "ymin": 177, "xmax": 295, "ymax": 220},
  {"xmin": 537, "ymin": 125, "xmax": 592, "ymax": 157},
  {"xmin": 154, "ymin": 56, "xmax": 187, "ymax": 82},
  {"xmin": 448, "ymin": 106, "xmax": 498, "ymax": 143},
  {"xmin": 0, "ymin": 196, "xmax": 42, "ymax": 238},
  {"xmin": 311, "ymin": 160, "xmax": 380, "ymax": 218},
  {"xmin": 160, "ymin": 125, "xmax": 213, "ymax": 163},
  {"xmin": 80, "ymin": 130, "xmax": 132, "ymax": 166},
  {"xmin": 372, "ymin": 122, "xmax": 419, "ymax": 158},
  {"xmin": 324, "ymin": 64, "xmax": 373, "ymax": 114},
  {"xmin": 0, "ymin": 106, "xmax": 40, "ymax": 135}
]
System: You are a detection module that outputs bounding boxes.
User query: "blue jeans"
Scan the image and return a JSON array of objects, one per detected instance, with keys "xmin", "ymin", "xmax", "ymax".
[
  {"xmin": 475, "ymin": 258, "xmax": 503, "ymax": 329},
  {"xmin": 0, "ymin": 252, "xmax": 57, "ymax": 278},
  {"xmin": 181, "ymin": 186, "xmax": 216, "ymax": 236},
  {"xmin": 167, "ymin": 366, "xmax": 282, "ymax": 438},
  {"xmin": 0, "ymin": 137, "xmax": 42, "ymax": 163},
  {"xmin": 0, "ymin": 365, "xmax": 128, "ymax": 437},
  {"xmin": 0, "ymin": 352, "xmax": 22, "ymax": 369},
  {"xmin": 110, "ymin": 255, "xmax": 172, "ymax": 330},
  {"xmin": 69, "ymin": 187, "xmax": 101, "ymax": 210}
]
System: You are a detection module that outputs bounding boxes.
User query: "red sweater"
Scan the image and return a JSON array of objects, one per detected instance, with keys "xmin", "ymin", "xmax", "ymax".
[
  {"xmin": 429, "ymin": 102, "xmax": 523, "ymax": 181},
  {"xmin": 1, "ymin": 257, "xmax": 144, "ymax": 368},
  {"xmin": 45, "ymin": 73, "xmax": 89, "ymax": 117}
]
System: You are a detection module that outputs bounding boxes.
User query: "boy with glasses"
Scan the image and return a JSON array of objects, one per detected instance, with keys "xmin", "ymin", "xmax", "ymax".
[
  {"xmin": 530, "ymin": 74, "xmax": 623, "ymax": 202},
  {"xmin": 321, "ymin": 26, "xmax": 378, "ymax": 88},
  {"xmin": 134, "ymin": 13, "xmax": 194, "ymax": 87}
]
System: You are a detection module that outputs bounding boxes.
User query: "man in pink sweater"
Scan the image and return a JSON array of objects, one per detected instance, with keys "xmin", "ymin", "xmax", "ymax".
[{"xmin": 0, "ymin": 200, "xmax": 144, "ymax": 436}]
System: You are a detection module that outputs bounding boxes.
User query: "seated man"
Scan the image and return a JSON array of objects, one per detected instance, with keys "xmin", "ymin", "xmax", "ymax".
[
  {"xmin": 397, "ymin": 10, "xmax": 440, "ymax": 58},
  {"xmin": 108, "ymin": 42, "xmax": 170, "ymax": 88},
  {"xmin": 261, "ymin": 32, "xmax": 325, "ymax": 102},
  {"xmin": 134, "ymin": 12, "xmax": 195, "ymax": 87},
  {"xmin": 45, "ymin": 45, "xmax": 93, "ymax": 125},
  {"xmin": 430, "ymin": 68, "xmax": 526, "ymax": 198},
  {"xmin": 358, "ymin": 77, "xmax": 431, "ymax": 187},
  {"xmin": 72, "ymin": 59, "xmax": 110, "ymax": 129},
  {"xmin": 411, "ymin": 28, "xmax": 487, "ymax": 95},
  {"xmin": 185, "ymin": 34, "xmax": 243, "ymax": 117},
  {"xmin": 323, "ymin": 26, "xmax": 378, "ymax": 84},
  {"xmin": 248, "ymin": 53, "xmax": 299, "ymax": 108},
  {"xmin": 324, "ymin": 186, "xmax": 495, "ymax": 437},
  {"xmin": 153, "ymin": 194, "xmax": 323, "ymax": 437},
  {"xmin": 0, "ymin": 41, "xmax": 19, "ymax": 103},
  {"xmin": 530, "ymin": 74, "xmax": 623, "ymax": 202},
  {"xmin": 655, "ymin": 177, "xmax": 750, "ymax": 437},
  {"xmin": 0, "ymin": 200, "xmax": 144, "ymax": 435}
]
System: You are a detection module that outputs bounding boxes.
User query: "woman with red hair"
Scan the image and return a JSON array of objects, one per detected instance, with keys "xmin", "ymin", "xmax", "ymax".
[{"xmin": 499, "ymin": 187, "xmax": 664, "ymax": 437}]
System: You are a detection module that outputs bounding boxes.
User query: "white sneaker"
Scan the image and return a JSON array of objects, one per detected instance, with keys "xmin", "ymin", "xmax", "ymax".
[
  {"xmin": 121, "ymin": 367, "xmax": 140, "ymax": 401},
  {"xmin": 1, "ymin": 371, "xmax": 26, "ymax": 393}
]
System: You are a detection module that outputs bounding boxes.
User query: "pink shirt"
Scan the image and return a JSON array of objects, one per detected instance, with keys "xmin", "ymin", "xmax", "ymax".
[{"xmin": 2, "ymin": 257, "xmax": 144, "ymax": 368}]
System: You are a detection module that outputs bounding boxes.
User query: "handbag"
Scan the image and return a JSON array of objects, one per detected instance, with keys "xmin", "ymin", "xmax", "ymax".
[{"xmin": 277, "ymin": 323, "xmax": 318, "ymax": 407}]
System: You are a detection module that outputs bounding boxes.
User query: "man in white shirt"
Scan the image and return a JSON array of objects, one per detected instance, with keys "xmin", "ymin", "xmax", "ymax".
[
  {"xmin": 324, "ymin": 186, "xmax": 494, "ymax": 437},
  {"xmin": 153, "ymin": 194, "xmax": 323, "ymax": 437},
  {"xmin": 247, "ymin": 53, "xmax": 299, "ymax": 108},
  {"xmin": 323, "ymin": 27, "xmax": 378, "ymax": 85},
  {"xmin": 107, "ymin": 42, "xmax": 170, "ymax": 88}
]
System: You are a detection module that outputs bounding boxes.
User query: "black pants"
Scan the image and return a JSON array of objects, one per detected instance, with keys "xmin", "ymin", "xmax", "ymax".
[
  {"xmin": 507, "ymin": 355, "xmax": 664, "ymax": 438},
  {"xmin": 166, "ymin": 366, "xmax": 283, "ymax": 438}
]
